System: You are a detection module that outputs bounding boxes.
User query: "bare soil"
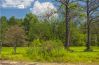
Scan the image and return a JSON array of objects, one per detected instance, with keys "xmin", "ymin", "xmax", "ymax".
[{"xmin": 0, "ymin": 60, "xmax": 99, "ymax": 65}]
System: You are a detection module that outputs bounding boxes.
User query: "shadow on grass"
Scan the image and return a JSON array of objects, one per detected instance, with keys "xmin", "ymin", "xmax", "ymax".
[{"xmin": 71, "ymin": 50, "xmax": 99, "ymax": 53}]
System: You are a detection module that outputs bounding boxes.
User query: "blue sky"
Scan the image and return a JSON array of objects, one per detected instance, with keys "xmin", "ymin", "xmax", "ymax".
[
  {"xmin": 0, "ymin": 0, "xmax": 56, "ymax": 19},
  {"xmin": 0, "ymin": 0, "xmax": 85, "ymax": 19}
]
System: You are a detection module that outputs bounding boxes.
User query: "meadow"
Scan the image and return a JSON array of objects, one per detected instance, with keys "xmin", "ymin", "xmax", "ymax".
[{"xmin": 0, "ymin": 46, "xmax": 99, "ymax": 63}]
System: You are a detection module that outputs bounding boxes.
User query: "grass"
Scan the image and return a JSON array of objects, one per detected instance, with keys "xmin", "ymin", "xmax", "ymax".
[{"xmin": 0, "ymin": 46, "xmax": 99, "ymax": 63}]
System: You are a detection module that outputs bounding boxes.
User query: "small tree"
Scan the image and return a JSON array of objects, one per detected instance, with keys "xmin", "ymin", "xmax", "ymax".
[{"xmin": 4, "ymin": 25, "xmax": 26, "ymax": 54}]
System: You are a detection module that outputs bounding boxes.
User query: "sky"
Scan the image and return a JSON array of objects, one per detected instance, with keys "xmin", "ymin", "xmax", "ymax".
[{"xmin": 0, "ymin": 0, "xmax": 58, "ymax": 19}]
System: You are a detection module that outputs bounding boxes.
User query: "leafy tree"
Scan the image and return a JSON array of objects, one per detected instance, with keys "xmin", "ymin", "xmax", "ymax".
[
  {"xmin": 54, "ymin": 0, "xmax": 70, "ymax": 50},
  {"xmin": 4, "ymin": 25, "xmax": 26, "ymax": 54},
  {"xmin": 8, "ymin": 16, "xmax": 17, "ymax": 26},
  {"xmin": 23, "ymin": 13, "xmax": 39, "ymax": 46},
  {"xmin": 55, "ymin": 0, "xmax": 84, "ymax": 49},
  {"xmin": 84, "ymin": 0, "xmax": 99, "ymax": 51},
  {"xmin": 74, "ymin": 0, "xmax": 99, "ymax": 50}
]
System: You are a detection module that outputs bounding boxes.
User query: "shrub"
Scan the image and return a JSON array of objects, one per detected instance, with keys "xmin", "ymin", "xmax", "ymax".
[{"xmin": 26, "ymin": 40, "xmax": 66, "ymax": 62}]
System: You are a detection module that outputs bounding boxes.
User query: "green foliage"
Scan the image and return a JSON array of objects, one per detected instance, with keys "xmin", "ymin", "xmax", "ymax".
[
  {"xmin": 70, "ymin": 22, "xmax": 86, "ymax": 46},
  {"xmin": 0, "ymin": 13, "xmax": 98, "ymax": 47},
  {"xmin": 71, "ymin": 30, "xmax": 86, "ymax": 46},
  {"xmin": 23, "ymin": 13, "xmax": 39, "ymax": 41},
  {"xmin": 0, "ymin": 16, "xmax": 8, "ymax": 41},
  {"xmin": 29, "ymin": 21, "xmax": 51, "ymax": 41},
  {"xmin": 8, "ymin": 16, "xmax": 17, "ymax": 26},
  {"xmin": 31, "ymin": 39, "xmax": 42, "ymax": 47}
]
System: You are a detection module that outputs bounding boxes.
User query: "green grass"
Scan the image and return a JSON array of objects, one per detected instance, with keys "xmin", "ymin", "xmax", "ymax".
[
  {"xmin": 0, "ymin": 47, "xmax": 99, "ymax": 63},
  {"xmin": 0, "ymin": 47, "xmax": 28, "ymax": 61}
]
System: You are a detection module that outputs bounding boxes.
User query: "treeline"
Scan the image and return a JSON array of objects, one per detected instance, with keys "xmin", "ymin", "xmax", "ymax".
[{"xmin": 0, "ymin": 13, "xmax": 98, "ymax": 47}]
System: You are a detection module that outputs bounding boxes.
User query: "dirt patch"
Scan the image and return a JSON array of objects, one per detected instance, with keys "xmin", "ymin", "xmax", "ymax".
[{"xmin": 0, "ymin": 60, "xmax": 99, "ymax": 65}]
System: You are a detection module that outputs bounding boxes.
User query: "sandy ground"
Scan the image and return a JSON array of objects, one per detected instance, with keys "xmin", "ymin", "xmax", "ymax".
[{"xmin": 0, "ymin": 60, "xmax": 99, "ymax": 65}]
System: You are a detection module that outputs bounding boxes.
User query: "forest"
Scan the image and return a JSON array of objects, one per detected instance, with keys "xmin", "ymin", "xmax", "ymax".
[{"xmin": 0, "ymin": 0, "xmax": 99, "ymax": 64}]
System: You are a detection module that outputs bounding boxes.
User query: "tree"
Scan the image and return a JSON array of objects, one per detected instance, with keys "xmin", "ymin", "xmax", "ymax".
[
  {"xmin": 0, "ymin": 16, "xmax": 8, "ymax": 54},
  {"xmin": 8, "ymin": 16, "xmax": 17, "ymax": 26},
  {"xmin": 76, "ymin": 0, "xmax": 99, "ymax": 51},
  {"xmin": 29, "ymin": 21, "xmax": 51, "ymax": 41},
  {"xmin": 56, "ymin": 0, "xmax": 70, "ymax": 49},
  {"xmin": 56, "ymin": 0, "xmax": 80, "ymax": 50},
  {"xmin": 85, "ymin": 0, "xmax": 99, "ymax": 51},
  {"xmin": 23, "ymin": 13, "xmax": 39, "ymax": 46},
  {"xmin": 4, "ymin": 25, "xmax": 26, "ymax": 54}
]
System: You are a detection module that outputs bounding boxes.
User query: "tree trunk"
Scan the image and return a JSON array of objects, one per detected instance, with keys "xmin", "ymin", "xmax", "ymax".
[
  {"xmin": 0, "ymin": 42, "xmax": 2, "ymax": 54},
  {"xmin": 28, "ymin": 42, "xmax": 30, "ymax": 47},
  {"xmin": 86, "ymin": 24, "xmax": 91, "ymax": 50},
  {"xmin": 65, "ymin": 0, "xmax": 70, "ymax": 49},
  {"xmin": 85, "ymin": 0, "xmax": 92, "ymax": 51},
  {"xmin": 14, "ymin": 42, "xmax": 17, "ymax": 54}
]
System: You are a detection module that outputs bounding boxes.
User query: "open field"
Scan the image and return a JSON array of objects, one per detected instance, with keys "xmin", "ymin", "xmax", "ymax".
[{"xmin": 0, "ymin": 47, "xmax": 99, "ymax": 64}]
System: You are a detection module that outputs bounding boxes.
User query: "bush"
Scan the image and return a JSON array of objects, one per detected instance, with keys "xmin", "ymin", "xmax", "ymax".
[{"xmin": 26, "ymin": 40, "xmax": 66, "ymax": 62}]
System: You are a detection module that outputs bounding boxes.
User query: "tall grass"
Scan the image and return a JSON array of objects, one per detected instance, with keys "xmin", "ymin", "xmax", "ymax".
[{"xmin": 26, "ymin": 40, "xmax": 99, "ymax": 63}]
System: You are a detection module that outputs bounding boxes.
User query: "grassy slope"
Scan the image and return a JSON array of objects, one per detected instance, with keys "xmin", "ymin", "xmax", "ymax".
[{"xmin": 0, "ymin": 47, "xmax": 99, "ymax": 63}]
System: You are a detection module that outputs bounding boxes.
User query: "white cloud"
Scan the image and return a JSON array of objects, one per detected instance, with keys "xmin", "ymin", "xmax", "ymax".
[
  {"xmin": 17, "ymin": 4, "xmax": 25, "ymax": 9},
  {"xmin": 0, "ymin": 0, "xmax": 34, "ymax": 9},
  {"xmin": 31, "ymin": 1, "xmax": 58, "ymax": 20}
]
